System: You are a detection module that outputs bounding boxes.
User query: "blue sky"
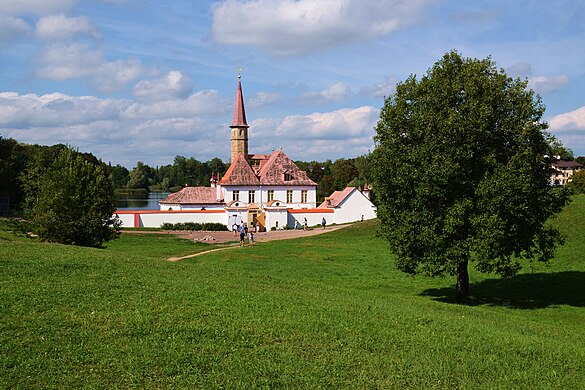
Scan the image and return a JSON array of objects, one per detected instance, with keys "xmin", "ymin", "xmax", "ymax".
[{"xmin": 1, "ymin": 0, "xmax": 584, "ymax": 168}]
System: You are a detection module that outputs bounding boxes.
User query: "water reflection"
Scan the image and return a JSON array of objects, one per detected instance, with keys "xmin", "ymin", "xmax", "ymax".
[{"xmin": 116, "ymin": 191, "xmax": 170, "ymax": 210}]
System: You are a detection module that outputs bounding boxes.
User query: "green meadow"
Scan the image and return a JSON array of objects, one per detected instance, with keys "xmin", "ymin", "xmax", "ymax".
[{"xmin": 1, "ymin": 196, "xmax": 584, "ymax": 389}]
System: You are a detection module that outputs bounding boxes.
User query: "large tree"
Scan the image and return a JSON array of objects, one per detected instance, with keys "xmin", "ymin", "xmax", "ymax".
[
  {"xmin": 22, "ymin": 146, "xmax": 120, "ymax": 247},
  {"xmin": 371, "ymin": 51, "xmax": 570, "ymax": 297}
]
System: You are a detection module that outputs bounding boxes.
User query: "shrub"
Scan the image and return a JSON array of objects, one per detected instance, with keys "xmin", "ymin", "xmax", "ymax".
[
  {"xmin": 568, "ymin": 171, "xmax": 585, "ymax": 195},
  {"xmin": 182, "ymin": 222, "xmax": 202, "ymax": 231},
  {"xmin": 202, "ymin": 222, "xmax": 229, "ymax": 231},
  {"xmin": 21, "ymin": 147, "xmax": 120, "ymax": 247},
  {"xmin": 159, "ymin": 222, "xmax": 228, "ymax": 231}
]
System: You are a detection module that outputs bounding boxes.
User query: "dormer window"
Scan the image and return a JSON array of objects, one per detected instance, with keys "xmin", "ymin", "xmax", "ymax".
[{"xmin": 284, "ymin": 172, "xmax": 293, "ymax": 181}]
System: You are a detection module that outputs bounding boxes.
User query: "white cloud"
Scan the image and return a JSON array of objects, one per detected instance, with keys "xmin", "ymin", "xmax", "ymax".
[
  {"xmin": 36, "ymin": 14, "xmax": 100, "ymax": 39},
  {"xmin": 245, "ymin": 106, "xmax": 379, "ymax": 160},
  {"xmin": 0, "ymin": 90, "xmax": 231, "ymax": 166},
  {"xmin": 211, "ymin": 0, "xmax": 435, "ymax": 56},
  {"xmin": 0, "ymin": 92, "xmax": 127, "ymax": 128},
  {"xmin": 548, "ymin": 107, "xmax": 585, "ymax": 158},
  {"xmin": 549, "ymin": 106, "xmax": 585, "ymax": 132},
  {"xmin": 300, "ymin": 82, "xmax": 352, "ymax": 103},
  {"xmin": 528, "ymin": 75, "xmax": 569, "ymax": 94},
  {"xmin": 0, "ymin": 15, "xmax": 32, "ymax": 45},
  {"xmin": 37, "ymin": 42, "xmax": 146, "ymax": 92},
  {"xmin": 262, "ymin": 106, "xmax": 379, "ymax": 140},
  {"xmin": 122, "ymin": 90, "xmax": 227, "ymax": 119},
  {"xmin": 0, "ymin": 0, "xmax": 76, "ymax": 16},
  {"xmin": 37, "ymin": 42, "xmax": 100, "ymax": 80},
  {"xmin": 132, "ymin": 71, "xmax": 193, "ymax": 102}
]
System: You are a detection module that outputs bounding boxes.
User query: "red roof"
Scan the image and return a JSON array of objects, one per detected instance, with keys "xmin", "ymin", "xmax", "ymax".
[
  {"xmin": 257, "ymin": 150, "xmax": 317, "ymax": 186},
  {"xmin": 230, "ymin": 78, "xmax": 248, "ymax": 128},
  {"xmin": 318, "ymin": 187, "xmax": 356, "ymax": 208},
  {"xmin": 220, "ymin": 152, "xmax": 260, "ymax": 185},
  {"xmin": 160, "ymin": 186, "xmax": 222, "ymax": 205},
  {"xmin": 220, "ymin": 150, "xmax": 316, "ymax": 187}
]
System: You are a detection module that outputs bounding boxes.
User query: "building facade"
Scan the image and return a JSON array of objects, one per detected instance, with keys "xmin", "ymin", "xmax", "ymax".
[
  {"xmin": 551, "ymin": 159, "xmax": 583, "ymax": 186},
  {"xmin": 116, "ymin": 76, "xmax": 376, "ymax": 229}
]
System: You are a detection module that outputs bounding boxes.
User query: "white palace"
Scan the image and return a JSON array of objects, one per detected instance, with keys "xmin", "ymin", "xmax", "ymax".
[{"xmin": 117, "ymin": 76, "xmax": 377, "ymax": 229}]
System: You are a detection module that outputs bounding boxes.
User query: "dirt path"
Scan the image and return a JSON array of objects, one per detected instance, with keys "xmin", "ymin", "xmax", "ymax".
[{"xmin": 123, "ymin": 224, "xmax": 350, "ymax": 261}]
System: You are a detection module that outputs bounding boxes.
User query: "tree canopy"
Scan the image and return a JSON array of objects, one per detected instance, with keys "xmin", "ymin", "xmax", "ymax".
[
  {"xmin": 22, "ymin": 146, "xmax": 120, "ymax": 247},
  {"xmin": 371, "ymin": 51, "xmax": 570, "ymax": 296}
]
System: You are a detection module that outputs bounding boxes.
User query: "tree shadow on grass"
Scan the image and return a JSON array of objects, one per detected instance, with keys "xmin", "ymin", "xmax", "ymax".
[{"xmin": 421, "ymin": 271, "xmax": 585, "ymax": 309}]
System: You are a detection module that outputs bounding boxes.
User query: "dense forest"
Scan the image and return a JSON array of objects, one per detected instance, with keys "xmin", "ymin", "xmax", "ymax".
[{"xmin": 1, "ymin": 136, "xmax": 374, "ymax": 211}]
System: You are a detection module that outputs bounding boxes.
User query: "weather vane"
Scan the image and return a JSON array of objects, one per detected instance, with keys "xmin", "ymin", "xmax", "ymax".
[{"xmin": 237, "ymin": 66, "xmax": 243, "ymax": 79}]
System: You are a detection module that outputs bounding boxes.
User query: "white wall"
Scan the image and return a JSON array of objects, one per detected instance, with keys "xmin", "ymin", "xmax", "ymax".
[
  {"xmin": 288, "ymin": 210, "xmax": 334, "ymax": 228},
  {"xmin": 115, "ymin": 189, "xmax": 376, "ymax": 229},
  {"xmin": 223, "ymin": 185, "xmax": 317, "ymax": 208},
  {"xmin": 332, "ymin": 189, "xmax": 377, "ymax": 224},
  {"xmin": 116, "ymin": 210, "xmax": 227, "ymax": 228},
  {"xmin": 265, "ymin": 208, "xmax": 288, "ymax": 230}
]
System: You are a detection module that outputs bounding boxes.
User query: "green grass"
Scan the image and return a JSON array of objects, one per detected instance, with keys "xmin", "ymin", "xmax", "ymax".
[{"xmin": 1, "ymin": 196, "xmax": 585, "ymax": 388}]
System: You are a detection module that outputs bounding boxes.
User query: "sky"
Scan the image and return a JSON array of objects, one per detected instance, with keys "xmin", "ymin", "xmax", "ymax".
[{"xmin": 1, "ymin": 0, "xmax": 585, "ymax": 168}]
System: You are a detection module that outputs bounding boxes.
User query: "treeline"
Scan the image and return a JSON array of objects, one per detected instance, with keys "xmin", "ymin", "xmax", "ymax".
[
  {"xmin": 110, "ymin": 156, "xmax": 228, "ymax": 192},
  {"xmin": 1, "ymin": 138, "xmax": 109, "ymax": 211},
  {"xmin": 110, "ymin": 155, "xmax": 373, "ymax": 203},
  {"xmin": 1, "ymin": 135, "xmax": 374, "ymax": 211}
]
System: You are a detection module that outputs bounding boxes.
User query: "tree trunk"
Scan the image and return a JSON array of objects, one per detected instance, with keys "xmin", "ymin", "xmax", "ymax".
[{"xmin": 456, "ymin": 259, "xmax": 469, "ymax": 297}]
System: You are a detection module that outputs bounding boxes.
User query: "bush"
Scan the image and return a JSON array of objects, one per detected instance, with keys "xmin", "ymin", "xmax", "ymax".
[
  {"xmin": 21, "ymin": 147, "xmax": 120, "ymax": 247},
  {"xmin": 183, "ymin": 222, "xmax": 202, "ymax": 231},
  {"xmin": 202, "ymin": 222, "xmax": 228, "ymax": 231},
  {"xmin": 160, "ymin": 222, "xmax": 174, "ymax": 230},
  {"xmin": 160, "ymin": 222, "xmax": 228, "ymax": 231},
  {"xmin": 568, "ymin": 171, "xmax": 585, "ymax": 195}
]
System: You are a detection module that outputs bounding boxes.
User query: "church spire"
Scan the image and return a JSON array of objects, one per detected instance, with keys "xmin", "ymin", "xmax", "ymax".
[
  {"xmin": 229, "ymin": 70, "xmax": 249, "ymax": 163},
  {"xmin": 231, "ymin": 73, "xmax": 248, "ymax": 128}
]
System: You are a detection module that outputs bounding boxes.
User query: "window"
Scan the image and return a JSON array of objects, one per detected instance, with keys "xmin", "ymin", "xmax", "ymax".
[
  {"xmin": 248, "ymin": 190, "xmax": 255, "ymax": 204},
  {"xmin": 233, "ymin": 190, "xmax": 239, "ymax": 201},
  {"xmin": 284, "ymin": 173, "xmax": 292, "ymax": 181},
  {"xmin": 287, "ymin": 190, "xmax": 293, "ymax": 203},
  {"xmin": 301, "ymin": 190, "xmax": 307, "ymax": 203},
  {"xmin": 267, "ymin": 190, "xmax": 274, "ymax": 202}
]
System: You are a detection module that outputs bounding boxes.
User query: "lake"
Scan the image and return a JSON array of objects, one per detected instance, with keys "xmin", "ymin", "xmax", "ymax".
[{"xmin": 116, "ymin": 191, "xmax": 170, "ymax": 210}]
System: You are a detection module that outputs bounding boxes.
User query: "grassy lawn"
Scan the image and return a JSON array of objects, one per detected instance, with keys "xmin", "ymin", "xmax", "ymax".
[{"xmin": 1, "ymin": 196, "xmax": 584, "ymax": 388}]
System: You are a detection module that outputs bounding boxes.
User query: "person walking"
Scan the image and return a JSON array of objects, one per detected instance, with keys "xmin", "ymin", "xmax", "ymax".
[
  {"xmin": 321, "ymin": 217, "xmax": 326, "ymax": 229},
  {"xmin": 303, "ymin": 218, "xmax": 308, "ymax": 231},
  {"xmin": 239, "ymin": 224, "xmax": 246, "ymax": 247},
  {"xmin": 249, "ymin": 232, "xmax": 255, "ymax": 246}
]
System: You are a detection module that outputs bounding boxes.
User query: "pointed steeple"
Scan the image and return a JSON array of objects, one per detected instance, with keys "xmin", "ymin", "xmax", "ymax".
[
  {"xmin": 231, "ymin": 76, "xmax": 249, "ymax": 128},
  {"xmin": 229, "ymin": 72, "xmax": 249, "ymax": 163}
]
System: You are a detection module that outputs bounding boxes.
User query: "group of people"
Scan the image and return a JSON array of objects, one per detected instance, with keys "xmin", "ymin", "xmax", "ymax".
[
  {"xmin": 232, "ymin": 222, "xmax": 254, "ymax": 247},
  {"xmin": 232, "ymin": 217, "xmax": 328, "ymax": 246}
]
